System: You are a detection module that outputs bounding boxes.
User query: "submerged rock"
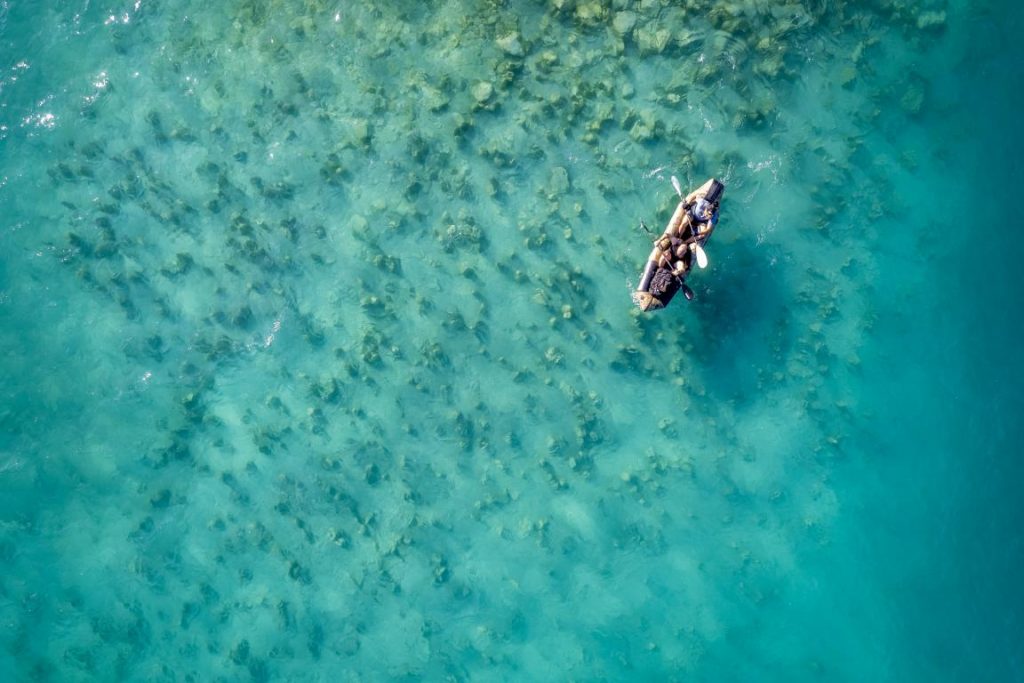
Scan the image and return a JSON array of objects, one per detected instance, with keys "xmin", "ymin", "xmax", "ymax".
[
  {"xmin": 612, "ymin": 11, "xmax": 636, "ymax": 35},
  {"xmin": 496, "ymin": 32, "xmax": 525, "ymax": 57},
  {"xmin": 916, "ymin": 10, "xmax": 946, "ymax": 32},
  {"xmin": 635, "ymin": 26, "xmax": 671, "ymax": 54},
  {"xmin": 472, "ymin": 81, "xmax": 494, "ymax": 104}
]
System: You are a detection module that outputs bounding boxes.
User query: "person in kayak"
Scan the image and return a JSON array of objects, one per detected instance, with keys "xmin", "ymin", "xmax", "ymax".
[
  {"xmin": 634, "ymin": 177, "xmax": 723, "ymax": 311},
  {"xmin": 655, "ymin": 195, "xmax": 719, "ymax": 290}
]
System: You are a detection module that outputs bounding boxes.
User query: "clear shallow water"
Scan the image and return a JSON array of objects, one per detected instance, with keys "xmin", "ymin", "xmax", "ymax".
[{"xmin": 1, "ymin": 1, "xmax": 1021, "ymax": 680}]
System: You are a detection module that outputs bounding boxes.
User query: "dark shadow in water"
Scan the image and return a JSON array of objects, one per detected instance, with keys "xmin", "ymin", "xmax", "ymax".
[{"xmin": 684, "ymin": 239, "xmax": 793, "ymax": 405}]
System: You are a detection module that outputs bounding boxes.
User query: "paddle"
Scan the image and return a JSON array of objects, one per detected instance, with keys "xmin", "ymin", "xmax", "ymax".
[
  {"xmin": 695, "ymin": 243, "xmax": 709, "ymax": 269},
  {"xmin": 671, "ymin": 174, "xmax": 684, "ymax": 198},
  {"xmin": 670, "ymin": 175, "xmax": 708, "ymax": 269}
]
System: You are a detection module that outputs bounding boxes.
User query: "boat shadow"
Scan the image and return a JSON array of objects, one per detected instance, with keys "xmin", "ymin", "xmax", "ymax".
[{"xmin": 683, "ymin": 239, "xmax": 793, "ymax": 405}]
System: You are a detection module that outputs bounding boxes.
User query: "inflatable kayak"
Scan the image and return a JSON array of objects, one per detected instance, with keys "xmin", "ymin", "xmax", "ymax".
[{"xmin": 633, "ymin": 177, "xmax": 724, "ymax": 311}]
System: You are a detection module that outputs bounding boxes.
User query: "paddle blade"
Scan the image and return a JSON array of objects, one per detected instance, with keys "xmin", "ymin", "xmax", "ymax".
[
  {"xmin": 695, "ymin": 244, "xmax": 709, "ymax": 269},
  {"xmin": 671, "ymin": 175, "xmax": 683, "ymax": 198}
]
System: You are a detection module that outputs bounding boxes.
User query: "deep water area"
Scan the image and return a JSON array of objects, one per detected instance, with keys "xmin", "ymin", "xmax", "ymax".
[{"xmin": 1, "ymin": 0, "xmax": 1022, "ymax": 680}]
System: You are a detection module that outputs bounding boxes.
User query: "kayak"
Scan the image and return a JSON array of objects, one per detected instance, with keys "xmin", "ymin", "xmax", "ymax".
[{"xmin": 633, "ymin": 177, "xmax": 725, "ymax": 311}]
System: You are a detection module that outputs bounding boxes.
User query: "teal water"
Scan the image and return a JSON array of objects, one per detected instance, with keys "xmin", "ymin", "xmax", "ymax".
[{"xmin": 2, "ymin": 0, "xmax": 1022, "ymax": 680}]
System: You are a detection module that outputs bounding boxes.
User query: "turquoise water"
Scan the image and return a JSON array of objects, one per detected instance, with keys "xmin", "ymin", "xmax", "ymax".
[{"xmin": 2, "ymin": 0, "xmax": 1022, "ymax": 680}]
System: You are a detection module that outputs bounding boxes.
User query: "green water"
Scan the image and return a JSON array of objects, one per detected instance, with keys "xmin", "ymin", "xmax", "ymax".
[{"xmin": 1, "ymin": 0, "xmax": 1022, "ymax": 680}]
